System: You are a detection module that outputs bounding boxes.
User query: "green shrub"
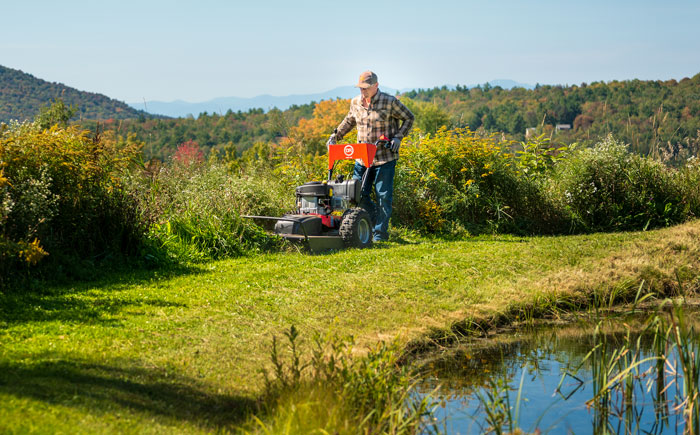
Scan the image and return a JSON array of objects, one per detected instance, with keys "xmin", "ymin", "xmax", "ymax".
[
  {"xmin": 0, "ymin": 120, "xmax": 144, "ymax": 279},
  {"xmin": 394, "ymin": 127, "xmax": 565, "ymax": 234},
  {"xmin": 674, "ymin": 156, "xmax": 700, "ymax": 219},
  {"xmin": 547, "ymin": 135, "xmax": 685, "ymax": 231}
]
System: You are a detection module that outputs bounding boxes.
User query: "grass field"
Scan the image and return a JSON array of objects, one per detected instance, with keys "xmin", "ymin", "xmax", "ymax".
[{"xmin": 2, "ymin": 221, "xmax": 700, "ymax": 433}]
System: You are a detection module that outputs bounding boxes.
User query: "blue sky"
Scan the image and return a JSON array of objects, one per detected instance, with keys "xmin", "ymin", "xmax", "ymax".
[{"xmin": 2, "ymin": 0, "xmax": 699, "ymax": 103}]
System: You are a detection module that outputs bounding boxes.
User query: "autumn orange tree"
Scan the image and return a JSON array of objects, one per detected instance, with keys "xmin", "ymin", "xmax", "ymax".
[
  {"xmin": 230, "ymin": 99, "xmax": 360, "ymax": 186},
  {"xmin": 282, "ymin": 98, "xmax": 356, "ymax": 156}
]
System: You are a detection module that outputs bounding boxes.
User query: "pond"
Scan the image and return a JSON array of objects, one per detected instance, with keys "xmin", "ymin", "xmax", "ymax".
[{"xmin": 416, "ymin": 306, "xmax": 700, "ymax": 434}]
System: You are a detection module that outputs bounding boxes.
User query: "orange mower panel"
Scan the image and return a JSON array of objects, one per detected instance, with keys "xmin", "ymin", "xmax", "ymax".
[{"xmin": 328, "ymin": 143, "xmax": 377, "ymax": 169}]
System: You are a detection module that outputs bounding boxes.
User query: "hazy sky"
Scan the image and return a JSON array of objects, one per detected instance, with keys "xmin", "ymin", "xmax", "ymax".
[{"xmin": 2, "ymin": 0, "xmax": 699, "ymax": 103}]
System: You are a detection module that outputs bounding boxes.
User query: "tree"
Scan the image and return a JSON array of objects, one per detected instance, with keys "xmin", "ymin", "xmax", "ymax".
[
  {"xmin": 482, "ymin": 111, "xmax": 497, "ymax": 130},
  {"xmin": 402, "ymin": 99, "xmax": 451, "ymax": 135},
  {"xmin": 173, "ymin": 140, "xmax": 204, "ymax": 166},
  {"xmin": 35, "ymin": 99, "xmax": 77, "ymax": 129},
  {"xmin": 283, "ymin": 99, "xmax": 354, "ymax": 156}
]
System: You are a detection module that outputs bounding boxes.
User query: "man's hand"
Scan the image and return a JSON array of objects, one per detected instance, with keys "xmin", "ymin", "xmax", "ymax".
[
  {"xmin": 326, "ymin": 133, "xmax": 337, "ymax": 146},
  {"xmin": 390, "ymin": 137, "xmax": 401, "ymax": 152}
]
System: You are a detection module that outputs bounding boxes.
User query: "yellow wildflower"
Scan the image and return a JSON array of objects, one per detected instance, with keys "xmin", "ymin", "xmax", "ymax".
[
  {"xmin": 0, "ymin": 169, "xmax": 9, "ymax": 188},
  {"xmin": 19, "ymin": 238, "xmax": 49, "ymax": 265}
]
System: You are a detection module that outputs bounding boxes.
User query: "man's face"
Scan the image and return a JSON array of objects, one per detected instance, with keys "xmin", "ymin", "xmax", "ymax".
[{"xmin": 361, "ymin": 83, "xmax": 379, "ymax": 99}]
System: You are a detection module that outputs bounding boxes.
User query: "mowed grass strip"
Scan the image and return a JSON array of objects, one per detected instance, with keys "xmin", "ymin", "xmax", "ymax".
[{"xmin": 2, "ymin": 221, "xmax": 700, "ymax": 433}]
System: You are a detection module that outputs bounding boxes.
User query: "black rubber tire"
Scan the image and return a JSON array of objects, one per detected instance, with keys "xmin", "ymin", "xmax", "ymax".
[
  {"xmin": 361, "ymin": 200, "xmax": 377, "ymax": 227},
  {"xmin": 339, "ymin": 208, "xmax": 373, "ymax": 248}
]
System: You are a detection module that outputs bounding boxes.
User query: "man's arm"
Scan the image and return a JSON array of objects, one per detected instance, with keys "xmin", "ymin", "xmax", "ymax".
[
  {"xmin": 335, "ymin": 111, "xmax": 356, "ymax": 140},
  {"xmin": 391, "ymin": 98, "xmax": 414, "ymax": 140}
]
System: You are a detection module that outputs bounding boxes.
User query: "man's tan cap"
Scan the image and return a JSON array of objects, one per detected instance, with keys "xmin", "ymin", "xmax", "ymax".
[{"xmin": 356, "ymin": 70, "xmax": 378, "ymax": 88}]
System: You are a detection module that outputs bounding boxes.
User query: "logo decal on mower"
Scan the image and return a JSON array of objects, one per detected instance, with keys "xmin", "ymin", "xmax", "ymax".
[{"xmin": 343, "ymin": 144, "xmax": 354, "ymax": 157}]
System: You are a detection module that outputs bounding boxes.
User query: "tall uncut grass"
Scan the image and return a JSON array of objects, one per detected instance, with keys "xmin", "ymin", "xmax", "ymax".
[
  {"xmin": 126, "ymin": 158, "xmax": 290, "ymax": 263},
  {"xmin": 393, "ymin": 130, "xmax": 700, "ymax": 235},
  {"xmin": 6, "ymin": 103, "xmax": 700, "ymax": 276}
]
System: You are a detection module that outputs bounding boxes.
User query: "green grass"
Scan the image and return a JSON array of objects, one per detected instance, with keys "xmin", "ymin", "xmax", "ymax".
[{"xmin": 2, "ymin": 221, "xmax": 700, "ymax": 433}]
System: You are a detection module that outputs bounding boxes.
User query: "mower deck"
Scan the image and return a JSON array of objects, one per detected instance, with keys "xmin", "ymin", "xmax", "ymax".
[
  {"xmin": 243, "ymin": 215, "xmax": 347, "ymax": 253},
  {"xmin": 279, "ymin": 234, "xmax": 345, "ymax": 252}
]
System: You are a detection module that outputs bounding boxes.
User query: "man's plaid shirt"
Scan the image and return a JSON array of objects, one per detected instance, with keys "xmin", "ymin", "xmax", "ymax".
[{"xmin": 336, "ymin": 90, "xmax": 414, "ymax": 166}]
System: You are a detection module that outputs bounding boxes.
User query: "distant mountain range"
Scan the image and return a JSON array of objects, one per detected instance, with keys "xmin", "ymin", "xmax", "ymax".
[
  {"xmin": 0, "ymin": 65, "xmax": 152, "ymax": 124},
  {"xmin": 129, "ymin": 80, "xmax": 534, "ymax": 118},
  {"xmin": 129, "ymin": 86, "xmax": 402, "ymax": 118}
]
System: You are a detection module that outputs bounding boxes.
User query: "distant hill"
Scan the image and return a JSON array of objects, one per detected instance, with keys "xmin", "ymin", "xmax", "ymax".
[
  {"xmin": 130, "ymin": 81, "xmax": 533, "ymax": 118},
  {"xmin": 0, "ymin": 65, "xmax": 153, "ymax": 124}
]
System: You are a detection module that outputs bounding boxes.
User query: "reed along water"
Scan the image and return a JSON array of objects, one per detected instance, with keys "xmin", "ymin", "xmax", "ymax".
[{"xmin": 416, "ymin": 307, "xmax": 700, "ymax": 434}]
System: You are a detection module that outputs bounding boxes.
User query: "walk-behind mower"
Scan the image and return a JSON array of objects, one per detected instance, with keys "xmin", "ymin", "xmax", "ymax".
[{"xmin": 245, "ymin": 138, "xmax": 391, "ymax": 252}]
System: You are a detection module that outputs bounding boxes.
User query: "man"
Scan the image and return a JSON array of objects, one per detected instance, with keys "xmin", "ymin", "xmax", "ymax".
[{"xmin": 327, "ymin": 71, "xmax": 414, "ymax": 242}]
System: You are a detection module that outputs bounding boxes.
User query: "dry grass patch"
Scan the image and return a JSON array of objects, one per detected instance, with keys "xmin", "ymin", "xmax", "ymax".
[{"xmin": 425, "ymin": 221, "xmax": 700, "ymax": 348}]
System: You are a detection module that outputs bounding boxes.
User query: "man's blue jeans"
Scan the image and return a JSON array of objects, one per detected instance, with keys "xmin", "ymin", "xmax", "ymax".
[{"xmin": 352, "ymin": 159, "xmax": 396, "ymax": 241}]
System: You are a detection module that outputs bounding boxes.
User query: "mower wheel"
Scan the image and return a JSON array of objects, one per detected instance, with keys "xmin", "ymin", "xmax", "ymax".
[{"xmin": 339, "ymin": 208, "xmax": 373, "ymax": 248}]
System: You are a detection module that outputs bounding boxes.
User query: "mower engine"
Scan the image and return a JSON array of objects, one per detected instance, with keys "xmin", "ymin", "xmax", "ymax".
[
  {"xmin": 274, "ymin": 178, "xmax": 361, "ymax": 234},
  {"xmin": 297, "ymin": 179, "xmax": 360, "ymax": 215}
]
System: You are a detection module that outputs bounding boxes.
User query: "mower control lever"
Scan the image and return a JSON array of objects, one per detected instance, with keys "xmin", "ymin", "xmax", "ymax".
[{"xmin": 375, "ymin": 135, "xmax": 391, "ymax": 149}]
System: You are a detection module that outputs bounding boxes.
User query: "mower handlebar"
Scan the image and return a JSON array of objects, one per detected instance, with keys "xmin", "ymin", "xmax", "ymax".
[
  {"xmin": 326, "ymin": 137, "xmax": 394, "ymax": 178},
  {"xmin": 375, "ymin": 138, "xmax": 391, "ymax": 148}
]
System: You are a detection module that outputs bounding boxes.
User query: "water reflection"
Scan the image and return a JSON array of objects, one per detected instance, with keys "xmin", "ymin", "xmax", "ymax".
[{"xmin": 417, "ymin": 308, "xmax": 699, "ymax": 434}]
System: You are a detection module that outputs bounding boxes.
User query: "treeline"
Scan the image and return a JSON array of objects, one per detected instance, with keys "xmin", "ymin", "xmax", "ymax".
[
  {"xmin": 83, "ymin": 103, "xmax": 315, "ymax": 160},
  {"xmin": 405, "ymin": 74, "xmax": 700, "ymax": 159},
  {"xmin": 86, "ymin": 74, "xmax": 700, "ymax": 164},
  {"xmin": 0, "ymin": 65, "xmax": 152, "ymax": 123}
]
